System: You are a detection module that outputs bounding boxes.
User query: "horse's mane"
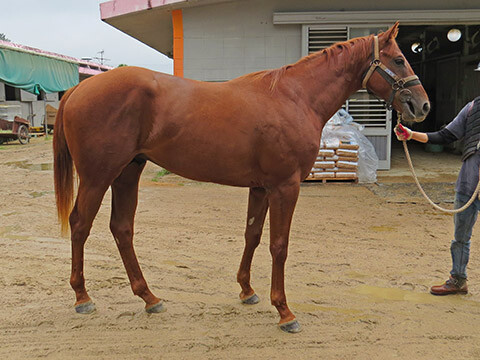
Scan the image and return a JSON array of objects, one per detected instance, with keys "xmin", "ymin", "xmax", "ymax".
[
  {"xmin": 299, "ymin": 35, "xmax": 372, "ymax": 66},
  {"xmin": 241, "ymin": 35, "xmax": 374, "ymax": 91}
]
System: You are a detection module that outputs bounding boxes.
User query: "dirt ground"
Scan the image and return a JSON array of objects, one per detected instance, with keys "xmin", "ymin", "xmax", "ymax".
[{"xmin": 1, "ymin": 137, "xmax": 480, "ymax": 360}]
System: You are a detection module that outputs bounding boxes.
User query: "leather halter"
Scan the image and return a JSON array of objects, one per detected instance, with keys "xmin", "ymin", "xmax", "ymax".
[{"xmin": 362, "ymin": 35, "xmax": 421, "ymax": 110}]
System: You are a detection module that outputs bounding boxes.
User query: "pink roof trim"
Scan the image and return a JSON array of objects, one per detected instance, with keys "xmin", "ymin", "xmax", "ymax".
[
  {"xmin": 79, "ymin": 67, "xmax": 107, "ymax": 76},
  {"xmin": 0, "ymin": 39, "xmax": 79, "ymax": 64},
  {"xmin": 100, "ymin": 0, "xmax": 187, "ymax": 19},
  {"xmin": 0, "ymin": 40, "xmax": 113, "ymax": 75}
]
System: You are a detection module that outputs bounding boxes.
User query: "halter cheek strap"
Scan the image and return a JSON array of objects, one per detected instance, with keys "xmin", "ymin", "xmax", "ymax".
[
  {"xmin": 361, "ymin": 35, "xmax": 381, "ymax": 89},
  {"xmin": 362, "ymin": 35, "xmax": 421, "ymax": 110}
]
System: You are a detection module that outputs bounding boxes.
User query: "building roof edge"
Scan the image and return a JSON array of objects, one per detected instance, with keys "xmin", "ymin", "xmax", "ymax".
[{"xmin": 100, "ymin": 0, "xmax": 235, "ymax": 19}]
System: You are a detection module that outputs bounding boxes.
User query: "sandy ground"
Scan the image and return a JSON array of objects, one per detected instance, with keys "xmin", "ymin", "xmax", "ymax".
[{"xmin": 1, "ymin": 137, "xmax": 480, "ymax": 359}]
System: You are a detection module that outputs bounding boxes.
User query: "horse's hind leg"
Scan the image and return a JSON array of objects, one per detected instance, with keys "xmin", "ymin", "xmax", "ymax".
[
  {"xmin": 110, "ymin": 160, "xmax": 163, "ymax": 313},
  {"xmin": 70, "ymin": 181, "xmax": 110, "ymax": 314},
  {"xmin": 237, "ymin": 187, "xmax": 269, "ymax": 305}
]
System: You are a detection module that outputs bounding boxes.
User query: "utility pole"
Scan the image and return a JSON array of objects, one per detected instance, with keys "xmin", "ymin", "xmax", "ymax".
[{"xmin": 95, "ymin": 50, "xmax": 110, "ymax": 65}]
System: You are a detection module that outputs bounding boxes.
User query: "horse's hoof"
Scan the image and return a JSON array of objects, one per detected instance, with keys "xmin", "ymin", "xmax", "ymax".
[
  {"xmin": 279, "ymin": 319, "xmax": 302, "ymax": 333},
  {"xmin": 145, "ymin": 301, "xmax": 166, "ymax": 314},
  {"xmin": 75, "ymin": 300, "xmax": 96, "ymax": 314},
  {"xmin": 241, "ymin": 293, "xmax": 260, "ymax": 305}
]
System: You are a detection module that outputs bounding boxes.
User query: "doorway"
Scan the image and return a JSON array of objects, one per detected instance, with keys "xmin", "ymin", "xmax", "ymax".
[{"xmin": 396, "ymin": 25, "xmax": 480, "ymax": 133}]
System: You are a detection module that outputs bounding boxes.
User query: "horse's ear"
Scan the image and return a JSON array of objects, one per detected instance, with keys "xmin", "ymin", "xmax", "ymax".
[{"xmin": 384, "ymin": 22, "xmax": 400, "ymax": 41}]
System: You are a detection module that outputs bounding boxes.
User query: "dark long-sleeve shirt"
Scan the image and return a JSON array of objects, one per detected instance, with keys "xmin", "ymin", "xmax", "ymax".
[
  {"xmin": 426, "ymin": 127, "xmax": 457, "ymax": 144},
  {"xmin": 426, "ymin": 101, "xmax": 478, "ymax": 196}
]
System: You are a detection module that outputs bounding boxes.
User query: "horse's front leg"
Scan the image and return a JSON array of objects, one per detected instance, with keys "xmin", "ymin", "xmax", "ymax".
[
  {"xmin": 268, "ymin": 180, "xmax": 301, "ymax": 333},
  {"xmin": 237, "ymin": 187, "xmax": 269, "ymax": 305}
]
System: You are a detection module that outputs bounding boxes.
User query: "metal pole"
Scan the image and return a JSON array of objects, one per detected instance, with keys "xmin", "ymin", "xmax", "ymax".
[{"xmin": 41, "ymin": 90, "xmax": 48, "ymax": 140}]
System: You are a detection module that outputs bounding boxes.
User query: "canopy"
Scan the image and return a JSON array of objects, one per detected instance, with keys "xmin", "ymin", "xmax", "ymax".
[{"xmin": 0, "ymin": 47, "xmax": 79, "ymax": 95}]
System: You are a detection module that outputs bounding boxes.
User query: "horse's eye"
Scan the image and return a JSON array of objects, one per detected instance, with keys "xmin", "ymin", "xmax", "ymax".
[{"xmin": 395, "ymin": 58, "xmax": 405, "ymax": 66}]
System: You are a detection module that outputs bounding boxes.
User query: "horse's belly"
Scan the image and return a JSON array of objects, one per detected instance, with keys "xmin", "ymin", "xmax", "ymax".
[
  {"xmin": 145, "ymin": 144, "xmax": 259, "ymax": 187},
  {"xmin": 142, "ymin": 117, "xmax": 316, "ymax": 187}
]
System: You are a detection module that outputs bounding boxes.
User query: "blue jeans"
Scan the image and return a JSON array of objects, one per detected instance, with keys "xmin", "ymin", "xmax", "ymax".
[{"xmin": 451, "ymin": 192, "xmax": 480, "ymax": 279}]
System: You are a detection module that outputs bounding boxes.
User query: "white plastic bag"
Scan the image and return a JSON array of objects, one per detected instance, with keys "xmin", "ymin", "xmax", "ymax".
[{"xmin": 321, "ymin": 110, "xmax": 378, "ymax": 183}]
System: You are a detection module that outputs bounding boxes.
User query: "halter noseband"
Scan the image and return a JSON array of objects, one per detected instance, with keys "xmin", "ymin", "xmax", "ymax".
[{"xmin": 362, "ymin": 35, "xmax": 421, "ymax": 110}]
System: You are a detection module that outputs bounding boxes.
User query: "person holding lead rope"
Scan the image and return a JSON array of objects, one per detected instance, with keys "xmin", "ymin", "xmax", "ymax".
[{"xmin": 395, "ymin": 67, "xmax": 480, "ymax": 295}]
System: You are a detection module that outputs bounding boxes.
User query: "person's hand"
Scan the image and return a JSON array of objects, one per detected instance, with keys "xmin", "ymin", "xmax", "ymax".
[{"xmin": 394, "ymin": 123, "xmax": 413, "ymax": 141}]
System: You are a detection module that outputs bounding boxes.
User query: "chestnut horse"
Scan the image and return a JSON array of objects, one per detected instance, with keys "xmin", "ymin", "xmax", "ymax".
[{"xmin": 54, "ymin": 23, "xmax": 429, "ymax": 333}]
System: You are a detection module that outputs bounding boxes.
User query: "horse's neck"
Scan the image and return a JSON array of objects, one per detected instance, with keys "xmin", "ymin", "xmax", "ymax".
[{"xmin": 287, "ymin": 41, "xmax": 370, "ymax": 124}]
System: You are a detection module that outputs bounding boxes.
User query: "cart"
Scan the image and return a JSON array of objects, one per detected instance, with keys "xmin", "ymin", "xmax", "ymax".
[{"xmin": 0, "ymin": 105, "xmax": 30, "ymax": 145}]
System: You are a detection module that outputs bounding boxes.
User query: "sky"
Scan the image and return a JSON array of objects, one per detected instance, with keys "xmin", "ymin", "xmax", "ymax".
[{"xmin": 1, "ymin": 0, "xmax": 173, "ymax": 74}]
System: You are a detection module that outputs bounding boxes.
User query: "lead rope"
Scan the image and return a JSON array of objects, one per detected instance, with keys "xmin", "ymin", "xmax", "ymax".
[{"xmin": 400, "ymin": 119, "xmax": 480, "ymax": 214}]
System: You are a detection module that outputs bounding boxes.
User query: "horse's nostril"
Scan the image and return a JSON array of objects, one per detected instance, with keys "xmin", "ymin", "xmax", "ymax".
[{"xmin": 423, "ymin": 102, "xmax": 431, "ymax": 115}]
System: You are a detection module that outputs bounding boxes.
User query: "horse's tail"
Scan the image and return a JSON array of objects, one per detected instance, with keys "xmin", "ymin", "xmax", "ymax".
[{"xmin": 53, "ymin": 85, "xmax": 77, "ymax": 236}]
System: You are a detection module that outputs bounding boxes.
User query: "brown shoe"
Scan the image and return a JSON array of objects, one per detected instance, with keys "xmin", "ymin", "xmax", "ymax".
[{"xmin": 430, "ymin": 276, "xmax": 468, "ymax": 296}]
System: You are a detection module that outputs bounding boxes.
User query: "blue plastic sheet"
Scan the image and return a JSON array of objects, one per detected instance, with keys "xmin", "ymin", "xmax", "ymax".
[{"xmin": 0, "ymin": 47, "xmax": 78, "ymax": 94}]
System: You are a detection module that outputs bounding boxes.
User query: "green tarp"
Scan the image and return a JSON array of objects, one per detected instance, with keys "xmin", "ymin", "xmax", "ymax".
[{"xmin": 0, "ymin": 47, "xmax": 79, "ymax": 95}]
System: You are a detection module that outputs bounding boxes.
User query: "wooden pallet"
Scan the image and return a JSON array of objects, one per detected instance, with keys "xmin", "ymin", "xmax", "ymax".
[{"xmin": 304, "ymin": 176, "xmax": 358, "ymax": 184}]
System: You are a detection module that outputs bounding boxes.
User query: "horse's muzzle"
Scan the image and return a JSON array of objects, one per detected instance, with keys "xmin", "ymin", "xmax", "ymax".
[{"xmin": 399, "ymin": 89, "xmax": 430, "ymax": 123}]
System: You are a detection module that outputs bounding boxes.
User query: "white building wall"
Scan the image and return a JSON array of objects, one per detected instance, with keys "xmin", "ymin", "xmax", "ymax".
[
  {"xmin": 183, "ymin": 0, "xmax": 301, "ymax": 81},
  {"xmin": 182, "ymin": 0, "xmax": 479, "ymax": 81}
]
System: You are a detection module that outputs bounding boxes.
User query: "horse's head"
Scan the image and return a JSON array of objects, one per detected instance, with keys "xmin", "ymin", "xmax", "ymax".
[{"xmin": 362, "ymin": 22, "xmax": 430, "ymax": 123}]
